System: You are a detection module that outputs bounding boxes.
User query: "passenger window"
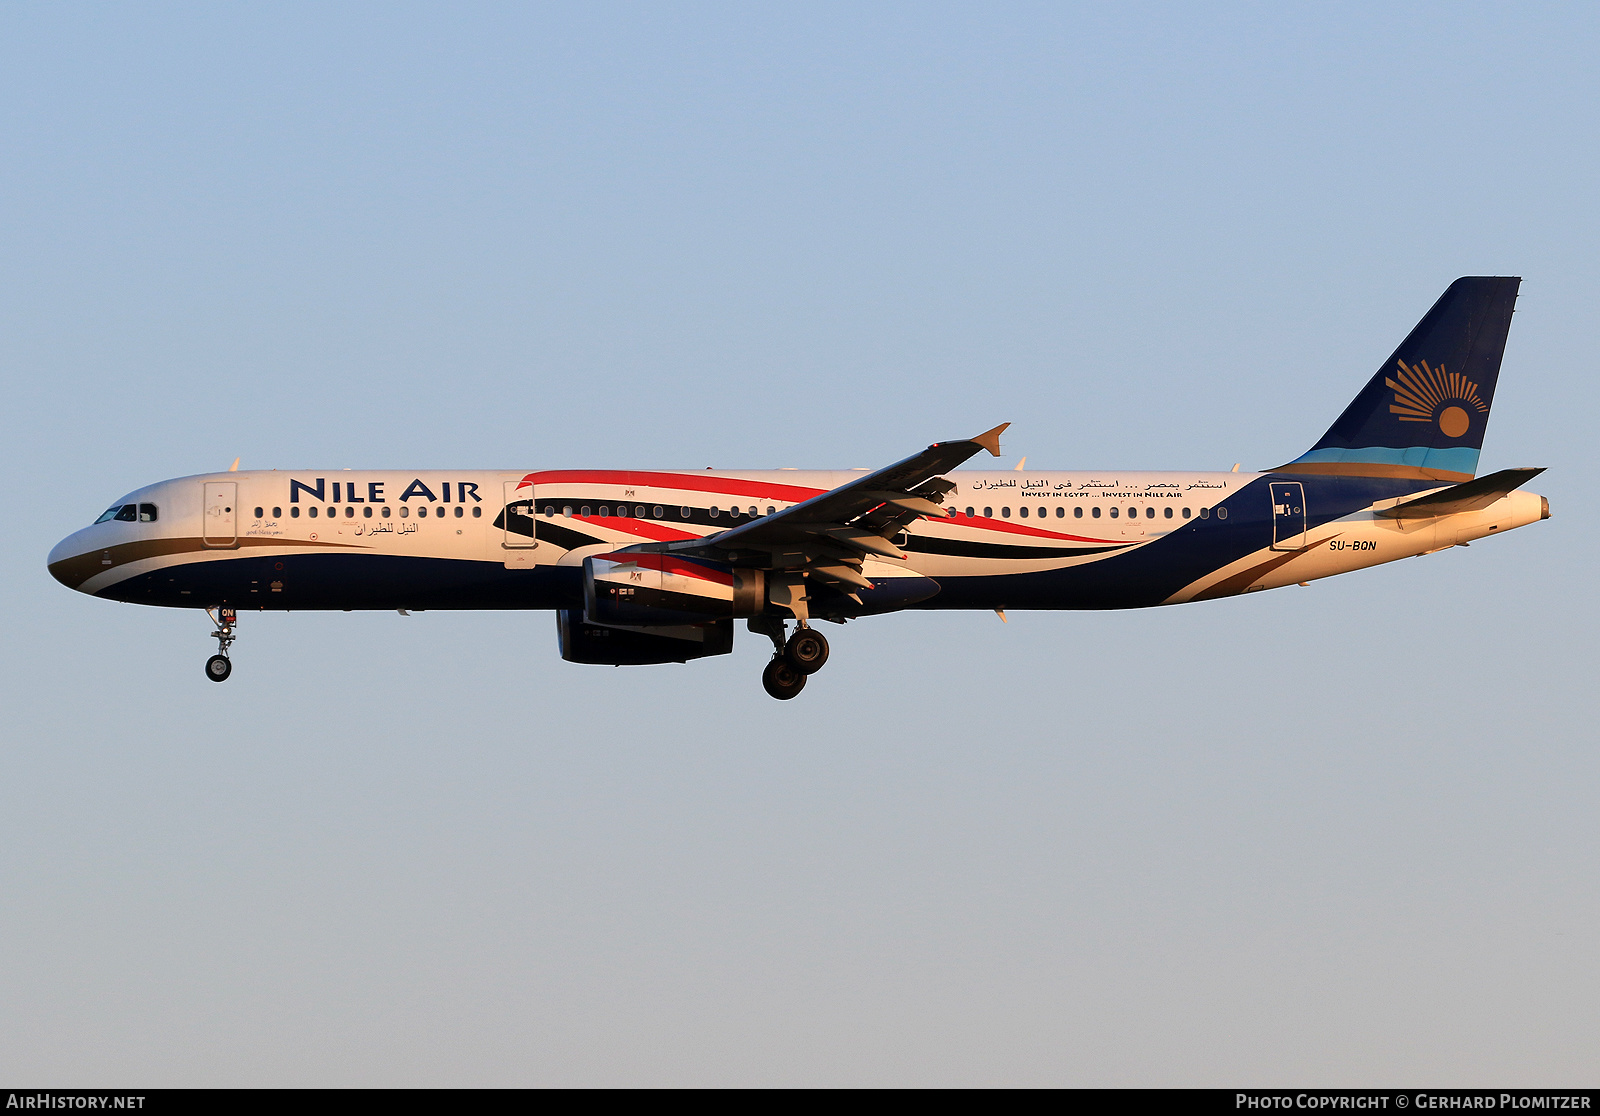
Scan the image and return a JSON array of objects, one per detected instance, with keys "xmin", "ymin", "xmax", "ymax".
[
  {"xmin": 965, "ymin": 507, "xmax": 974, "ymax": 518},
  {"xmin": 271, "ymin": 507, "xmax": 281, "ymax": 518},
  {"xmin": 1074, "ymin": 506, "xmax": 1083, "ymax": 518},
  {"xmin": 1182, "ymin": 507, "xmax": 1191, "ymax": 519},
  {"xmin": 984, "ymin": 507, "xmax": 992, "ymax": 518},
  {"xmin": 291, "ymin": 507, "xmax": 301, "ymax": 518},
  {"xmin": 581, "ymin": 506, "xmax": 590, "ymax": 517},
  {"xmin": 345, "ymin": 507, "xmax": 355, "ymax": 518},
  {"xmin": 1109, "ymin": 507, "xmax": 1119, "ymax": 518},
  {"xmin": 767, "ymin": 506, "xmax": 775, "ymax": 516},
  {"xmin": 544, "ymin": 506, "xmax": 555, "ymax": 517},
  {"xmin": 1146, "ymin": 506, "xmax": 1155, "ymax": 519},
  {"xmin": 1164, "ymin": 506, "xmax": 1173, "ymax": 519},
  {"xmin": 1018, "ymin": 506, "xmax": 1028, "ymax": 518},
  {"xmin": 254, "ymin": 507, "xmax": 264, "ymax": 519},
  {"xmin": 381, "ymin": 506, "xmax": 391, "ymax": 518},
  {"xmin": 599, "ymin": 506, "xmax": 609, "ymax": 517},
  {"xmin": 563, "ymin": 506, "xmax": 573, "ymax": 517},
  {"xmin": 709, "ymin": 507, "xmax": 719, "ymax": 518},
  {"xmin": 635, "ymin": 506, "xmax": 645, "ymax": 518},
  {"xmin": 309, "ymin": 506, "xmax": 319, "ymax": 518},
  {"xmin": 746, "ymin": 506, "xmax": 755, "ymax": 518},
  {"xmin": 657, "ymin": 506, "xmax": 666, "ymax": 518},
  {"xmin": 399, "ymin": 506, "xmax": 409, "ymax": 518},
  {"xmin": 363, "ymin": 506, "xmax": 373, "ymax": 518},
  {"xmin": 730, "ymin": 506, "xmax": 740, "ymax": 519},
  {"xmin": 1200, "ymin": 507, "xmax": 1210, "ymax": 519},
  {"xmin": 1055, "ymin": 506, "xmax": 1064, "ymax": 518},
  {"xmin": 1001, "ymin": 506, "xmax": 1011, "ymax": 518},
  {"xmin": 454, "ymin": 506, "xmax": 463, "ymax": 518},
  {"xmin": 473, "ymin": 506, "xmax": 482, "ymax": 517},
  {"xmin": 1092, "ymin": 506, "xmax": 1101, "ymax": 519},
  {"xmin": 1217, "ymin": 507, "xmax": 1228, "ymax": 519}
]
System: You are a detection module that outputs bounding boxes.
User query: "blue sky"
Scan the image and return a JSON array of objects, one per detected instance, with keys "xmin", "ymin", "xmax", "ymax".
[{"xmin": 1, "ymin": 3, "xmax": 1595, "ymax": 1085}]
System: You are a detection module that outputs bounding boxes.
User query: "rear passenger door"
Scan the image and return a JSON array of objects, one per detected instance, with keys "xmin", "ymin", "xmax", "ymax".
[{"xmin": 1269, "ymin": 481, "xmax": 1306, "ymax": 551}]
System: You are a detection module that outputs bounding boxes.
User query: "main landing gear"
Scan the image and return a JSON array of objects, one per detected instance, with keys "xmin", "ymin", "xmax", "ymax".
[
  {"xmin": 204, "ymin": 607, "xmax": 236, "ymax": 683},
  {"xmin": 750, "ymin": 616, "xmax": 830, "ymax": 700}
]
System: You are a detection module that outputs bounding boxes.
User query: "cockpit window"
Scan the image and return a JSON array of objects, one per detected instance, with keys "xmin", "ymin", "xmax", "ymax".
[{"xmin": 93, "ymin": 502, "xmax": 156, "ymax": 524}]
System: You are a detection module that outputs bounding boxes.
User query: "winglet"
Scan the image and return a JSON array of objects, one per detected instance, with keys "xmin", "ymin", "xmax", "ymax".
[
  {"xmin": 972, "ymin": 423, "xmax": 1009, "ymax": 458},
  {"xmin": 228, "ymin": 457, "xmax": 240, "ymax": 472}
]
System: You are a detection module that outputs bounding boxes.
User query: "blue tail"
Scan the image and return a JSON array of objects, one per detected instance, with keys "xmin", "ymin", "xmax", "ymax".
[{"xmin": 1278, "ymin": 277, "xmax": 1521, "ymax": 481}]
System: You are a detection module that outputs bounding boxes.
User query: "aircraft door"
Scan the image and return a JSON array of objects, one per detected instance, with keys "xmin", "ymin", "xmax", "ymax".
[
  {"xmin": 1269, "ymin": 481, "xmax": 1306, "ymax": 551},
  {"xmin": 203, "ymin": 481, "xmax": 238, "ymax": 548},
  {"xmin": 502, "ymin": 480, "xmax": 538, "ymax": 564}
]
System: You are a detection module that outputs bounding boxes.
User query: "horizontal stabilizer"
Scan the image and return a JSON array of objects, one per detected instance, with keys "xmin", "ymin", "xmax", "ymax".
[{"xmin": 1375, "ymin": 467, "xmax": 1545, "ymax": 519}]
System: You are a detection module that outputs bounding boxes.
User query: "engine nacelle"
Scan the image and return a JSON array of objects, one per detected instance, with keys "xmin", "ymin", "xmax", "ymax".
[
  {"xmin": 585, "ymin": 553, "xmax": 764, "ymax": 626},
  {"xmin": 557, "ymin": 609, "xmax": 734, "ymax": 666}
]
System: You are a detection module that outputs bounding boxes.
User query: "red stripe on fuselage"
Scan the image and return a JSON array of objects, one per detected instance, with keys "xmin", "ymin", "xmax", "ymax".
[
  {"xmin": 594, "ymin": 551, "xmax": 734, "ymax": 585},
  {"xmin": 944, "ymin": 514, "xmax": 1119, "ymax": 545},
  {"xmin": 574, "ymin": 516, "xmax": 698, "ymax": 543},
  {"xmin": 518, "ymin": 470, "xmax": 826, "ymax": 502}
]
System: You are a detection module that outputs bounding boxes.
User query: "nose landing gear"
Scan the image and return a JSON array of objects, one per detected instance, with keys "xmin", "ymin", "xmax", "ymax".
[
  {"xmin": 204, "ymin": 607, "xmax": 236, "ymax": 682},
  {"xmin": 747, "ymin": 616, "xmax": 832, "ymax": 700}
]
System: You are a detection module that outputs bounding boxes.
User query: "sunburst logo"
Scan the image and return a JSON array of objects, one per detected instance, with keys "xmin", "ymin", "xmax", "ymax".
[{"xmin": 1386, "ymin": 359, "xmax": 1487, "ymax": 439}]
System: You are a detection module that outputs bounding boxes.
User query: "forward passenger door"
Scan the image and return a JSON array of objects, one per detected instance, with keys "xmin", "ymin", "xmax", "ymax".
[{"xmin": 203, "ymin": 482, "xmax": 238, "ymax": 548}]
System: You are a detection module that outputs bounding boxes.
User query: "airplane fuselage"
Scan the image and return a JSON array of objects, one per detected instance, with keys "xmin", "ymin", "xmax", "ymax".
[{"xmin": 49, "ymin": 466, "xmax": 1547, "ymax": 614}]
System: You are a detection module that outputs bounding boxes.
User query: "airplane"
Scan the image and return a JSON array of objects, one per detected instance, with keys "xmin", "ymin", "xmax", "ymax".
[{"xmin": 48, "ymin": 277, "xmax": 1548, "ymax": 699}]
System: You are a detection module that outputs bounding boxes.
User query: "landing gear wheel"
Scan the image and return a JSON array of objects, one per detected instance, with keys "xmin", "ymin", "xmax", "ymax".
[
  {"xmin": 784, "ymin": 627, "xmax": 829, "ymax": 675},
  {"xmin": 762, "ymin": 656, "xmax": 807, "ymax": 700},
  {"xmin": 205, "ymin": 654, "xmax": 232, "ymax": 682}
]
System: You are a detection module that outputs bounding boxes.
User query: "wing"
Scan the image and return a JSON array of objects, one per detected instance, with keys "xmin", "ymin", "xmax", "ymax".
[{"xmin": 618, "ymin": 423, "xmax": 1008, "ymax": 619}]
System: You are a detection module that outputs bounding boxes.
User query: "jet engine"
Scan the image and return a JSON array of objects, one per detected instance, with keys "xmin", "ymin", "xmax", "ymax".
[
  {"xmin": 556, "ymin": 609, "xmax": 734, "ymax": 666},
  {"xmin": 584, "ymin": 553, "xmax": 764, "ymax": 627}
]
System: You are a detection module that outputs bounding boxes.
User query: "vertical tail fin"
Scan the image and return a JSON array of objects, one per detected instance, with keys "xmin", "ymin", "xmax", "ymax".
[{"xmin": 1278, "ymin": 277, "xmax": 1520, "ymax": 482}]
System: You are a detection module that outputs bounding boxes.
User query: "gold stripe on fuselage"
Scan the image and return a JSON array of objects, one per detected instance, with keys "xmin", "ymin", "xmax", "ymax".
[{"xmin": 49, "ymin": 536, "xmax": 369, "ymax": 591}]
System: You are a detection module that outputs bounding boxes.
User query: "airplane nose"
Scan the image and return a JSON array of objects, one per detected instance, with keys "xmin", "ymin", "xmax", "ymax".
[{"xmin": 47, "ymin": 531, "xmax": 95, "ymax": 591}]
